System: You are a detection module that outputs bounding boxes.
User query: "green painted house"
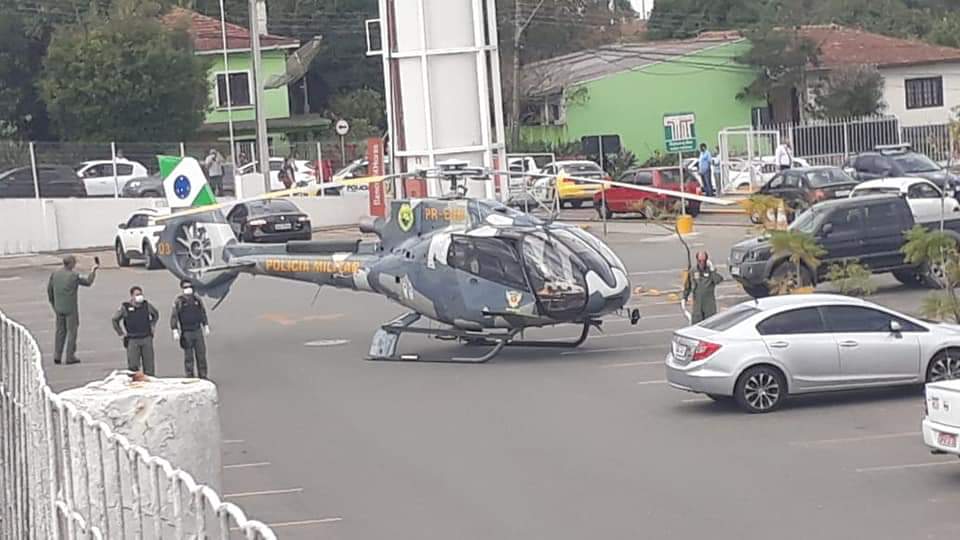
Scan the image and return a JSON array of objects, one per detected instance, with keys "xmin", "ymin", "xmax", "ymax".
[
  {"xmin": 520, "ymin": 33, "xmax": 764, "ymax": 162},
  {"xmin": 164, "ymin": 7, "xmax": 329, "ymax": 157}
]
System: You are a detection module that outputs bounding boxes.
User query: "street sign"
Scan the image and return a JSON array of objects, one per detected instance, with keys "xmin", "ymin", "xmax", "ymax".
[
  {"xmin": 335, "ymin": 119, "xmax": 350, "ymax": 136},
  {"xmin": 663, "ymin": 113, "xmax": 697, "ymax": 153}
]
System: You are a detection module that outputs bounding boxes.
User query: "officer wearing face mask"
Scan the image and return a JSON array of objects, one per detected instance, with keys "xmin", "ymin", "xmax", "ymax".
[
  {"xmin": 171, "ymin": 279, "xmax": 210, "ymax": 379},
  {"xmin": 112, "ymin": 286, "xmax": 159, "ymax": 376},
  {"xmin": 682, "ymin": 251, "xmax": 724, "ymax": 324}
]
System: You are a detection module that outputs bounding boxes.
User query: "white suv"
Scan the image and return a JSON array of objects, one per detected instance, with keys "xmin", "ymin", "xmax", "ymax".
[
  {"xmin": 76, "ymin": 159, "xmax": 149, "ymax": 197},
  {"xmin": 114, "ymin": 207, "xmax": 171, "ymax": 269}
]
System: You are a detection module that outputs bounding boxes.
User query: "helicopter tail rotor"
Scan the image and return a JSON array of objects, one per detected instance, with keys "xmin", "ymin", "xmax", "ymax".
[{"xmin": 157, "ymin": 213, "xmax": 242, "ymax": 302}]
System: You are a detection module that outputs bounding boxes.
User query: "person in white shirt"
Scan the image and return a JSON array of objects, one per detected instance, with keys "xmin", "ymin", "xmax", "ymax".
[{"xmin": 775, "ymin": 141, "xmax": 793, "ymax": 171}]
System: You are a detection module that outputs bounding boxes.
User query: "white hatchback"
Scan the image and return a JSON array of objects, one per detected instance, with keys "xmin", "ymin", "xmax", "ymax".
[{"xmin": 76, "ymin": 159, "xmax": 148, "ymax": 197}]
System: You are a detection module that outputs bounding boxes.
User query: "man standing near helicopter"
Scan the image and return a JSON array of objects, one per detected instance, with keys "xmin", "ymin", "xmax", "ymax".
[{"xmin": 683, "ymin": 251, "xmax": 724, "ymax": 324}]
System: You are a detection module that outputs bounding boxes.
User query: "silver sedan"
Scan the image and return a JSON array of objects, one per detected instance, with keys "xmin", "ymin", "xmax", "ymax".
[{"xmin": 666, "ymin": 294, "xmax": 960, "ymax": 413}]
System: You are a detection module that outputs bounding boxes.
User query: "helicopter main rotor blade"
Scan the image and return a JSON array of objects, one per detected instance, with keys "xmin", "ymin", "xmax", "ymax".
[
  {"xmin": 155, "ymin": 173, "xmax": 410, "ymax": 222},
  {"xmin": 519, "ymin": 172, "xmax": 737, "ymax": 206}
]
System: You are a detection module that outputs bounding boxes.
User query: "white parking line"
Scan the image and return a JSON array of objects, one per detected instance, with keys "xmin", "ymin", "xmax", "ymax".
[
  {"xmin": 636, "ymin": 379, "xmax": 668, "ymax": 386},
  {"xmin": 681, "ymin": 397, "xmax": 714, "ymax": 403},
  {"xmin": 601, "ymin": 360, "xmax": 664, "ymax": 367},
  {"xmin": 224, "ymin": 462, "xmax": 271, "ymax": 470},
  {"xmin": 593, "ymin": 327, "xmax": 676, "ymax": 339},
  {"xmin": 855, "ymin": 461, "xmax": 957, "ymax": 473},
  {"xmin": 231, "ymin": 518, "xmax": 342, "ymax": 531},
  {"xmin": 0, "ymin": 277, "xmax": 22, "ymax": 282},
  {"xmin": 562, "ymin": 345, "xmax": 667, "ymax": 357},
  {"xmin": 223, "ymin": 439, "xmax": 245, "ymax": 444},
  {"xmin": 224, "ymin": 487, "xmax": 304, "ymax": 498},
  {"xmin": 630, "ymin": 264, "xmax": 727, "ymax": 276},
  {"xmin": 791, "ymin": 432, "xmax": 920, "ymax": 447}
]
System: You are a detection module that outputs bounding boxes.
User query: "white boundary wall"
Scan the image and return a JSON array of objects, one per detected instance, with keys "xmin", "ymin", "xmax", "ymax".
[{"xmin": 0, "ymin": 196, "xmax": 371, "ymax": 256}]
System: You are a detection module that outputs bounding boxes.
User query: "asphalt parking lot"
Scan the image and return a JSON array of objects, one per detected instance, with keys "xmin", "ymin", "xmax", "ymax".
[{"xmin": 2, "ymin": 213, "xmax": 960, "ymax": 539}]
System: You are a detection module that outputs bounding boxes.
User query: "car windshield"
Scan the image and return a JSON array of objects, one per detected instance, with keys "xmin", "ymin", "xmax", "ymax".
[
  {"xmin": 249, "ymin": 200, "xmax": 299, "ymax": 214},
  {"xmin": 699, "ymin": 304, "xmax": 761, "ymax": 331},
  {"xmin": 804, "ymin": 168, "xmax": 854, "ymax": 187},
  {"xmin": 852, "ymin": 187, "xmax": 899, "ymax": 197},
  {"xmin": 790, "ymin": 206, "xmax": 825, "ymax": 234},
  {"xmin": 892, "ymin": 153, "xmax": 940, "ymax": 173}
]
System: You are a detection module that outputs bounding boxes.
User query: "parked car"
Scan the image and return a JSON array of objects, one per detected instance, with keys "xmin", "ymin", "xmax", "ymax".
[
  {"xmin": 729, "ymin": 195, "xmax": 960, "ymax": 298},
  {"xmin": 850, "ymin": 177, "xmax": 960, "ymax": 223},
  {"xmin": 754, "ymin": 166, "xmax": 859, "ymax": 218},
  {"xmin": 684, "ymin": 155, "xmax": 811, "ymax": 192},
  {"xmin": 237, "ymin": 158, "xmax": 313, "ymax": 191},
  {"xmin": 667, "ymin": 293, "xmax": 960, "ymax": 413},
  {"xmin": 225, "ymin": 199, "xmax": 312, "ymax": 243},
  {"xmin": 594, "ymin": 167, "xmax": 702, "ymax": 219},
  {"xmin": 539, "ymin": 160, "xmax": 609, "ymax": 208},
  {"xmin": 843, "ymin": 145, "xmax": 960, "ymax": 194},
  {"xmin": 76, "ymin": 159, "xmax": 148, "ymax": 197},
  {"xmin": 121, "ymin": 174, "xmax": 163, "ymax": 198},
  {"xmin": 923, "ymin": 379, "xmax": 960, "ymax": 458},
  {"xmin": 0, "ymin": 166, "xmax": 87, "ymax": 198},
  {"xmin": 114, "ymin": 207, "xmax": 171, "ymax": 269}
]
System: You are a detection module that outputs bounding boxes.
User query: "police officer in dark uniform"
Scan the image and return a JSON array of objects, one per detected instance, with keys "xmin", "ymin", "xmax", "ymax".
[
  {"xmin": 170, "ymin": 280, "xmax": 210, "ymax": 379},
  {"xmin": 111, "ymin": 286, "xmax": 159, "ymax": 375}
]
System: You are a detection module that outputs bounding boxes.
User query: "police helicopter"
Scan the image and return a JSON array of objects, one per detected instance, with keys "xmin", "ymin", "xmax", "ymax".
[{"xmin": 153, "ymin": 155, "xmax": 733, "ymax": 362}]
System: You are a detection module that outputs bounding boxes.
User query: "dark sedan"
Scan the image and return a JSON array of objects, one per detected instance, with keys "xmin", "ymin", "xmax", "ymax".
[
  {"xmin": 756, "ymin": 166, "xmax": 860, "ymax": 218},
  {"xmin": 0, "ymin": 166, "xmax": 87, "ymax": 198},
  {"xmin": 121, "ymin": 174, "xmax": 163, "ymax": 198},
  {"xmin": 226, "ymin": 199, "xmax": 312, "ymax": 243}
]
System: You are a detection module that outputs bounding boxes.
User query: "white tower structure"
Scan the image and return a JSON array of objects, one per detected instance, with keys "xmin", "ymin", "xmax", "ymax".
[{"xmin": 369, "ymin": 0, "xmax": 507, "ymax": 199}]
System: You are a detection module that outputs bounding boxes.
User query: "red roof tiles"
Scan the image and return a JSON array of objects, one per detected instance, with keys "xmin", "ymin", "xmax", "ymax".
[
  {"xmin": 797, "ymin": 25, "xmax": 960, "ymax": 69},
  {"xmin": 163, "ymin": 7, "xmax": 298, "ymax": 53}
]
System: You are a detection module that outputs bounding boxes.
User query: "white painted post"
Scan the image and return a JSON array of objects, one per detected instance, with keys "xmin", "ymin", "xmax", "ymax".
[
  {"xmin": 679, "ymin": 151, "xmax": 686, "ymax": 216},
  {"xmin": 316, "ymin": 141, "xmax": 325, "ymax": 198},
  {"xmin": 111, "ymin": 142, "xmax": 119, "ymax": 198},
  {"xmin": 179, "ymin": 142, "xmax": 186, "ymax": 158},
  {"xmin": 29, "ymin": 142, "xmax": 40, "ymax": 199}
]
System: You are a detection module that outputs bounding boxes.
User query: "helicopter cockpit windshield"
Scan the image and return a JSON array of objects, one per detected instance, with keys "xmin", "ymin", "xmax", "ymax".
[{"xmin": 521, "ymin": 233, "xmax": 588, "ymax": 318}]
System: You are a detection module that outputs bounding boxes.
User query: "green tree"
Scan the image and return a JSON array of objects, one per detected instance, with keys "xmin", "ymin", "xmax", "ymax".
[
  {"xmin": 41, "ymin": 13, "xmax": 209, "ymax": 142},
  {"xmin": 647, "ymin": 0, "xmax": 767, "ymax": 39},
  {"xmin": 328, "ymin": 88, "xmax": 386, "ymax": 132},
  {"xmin": 0, "ymin": 9, "xmax": 53, "ymax": 139},
  {"xmin": 768, "ymin": 229, "xmax": 826, "ymax": 293},
  {"xmin": 737, "ymin": 25, "xmax": 820, "ymax": 103},
  {"xmin": 927, "ymin": 14, "xmax": 960, "ymax": 48},
  {"xmin": 811, "ymin": 65, "xmax": 886, "ymax": 119},
  {"xmin": 902, "ymin": 225, "xmax": 960, "ymax": 322}
]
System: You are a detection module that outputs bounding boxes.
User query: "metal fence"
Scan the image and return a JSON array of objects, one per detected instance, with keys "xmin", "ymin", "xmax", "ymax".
[
  {"xmin": 0, "ymin": 309, "xmax": 276, "ymax": 539},
  {"xmin": 0, "ymin": 138, "xmax": 371, "ymax": 199},
  {"xmin": 761, "ymin": 115, "xmax": 904, "ymax": 166}
]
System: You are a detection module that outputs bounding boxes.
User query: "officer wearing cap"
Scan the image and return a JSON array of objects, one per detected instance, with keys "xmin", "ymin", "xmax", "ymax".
[
  {"xmin": 47, "ymin": 254, "xmax": 98, "ymax": 365},
  {"xmin": 112, "ymin": 286, "xmax": 159, "ymax": 375},
  {"xmin": 170, "ymin": 280, "xmax": 210, "ymax": 379}
]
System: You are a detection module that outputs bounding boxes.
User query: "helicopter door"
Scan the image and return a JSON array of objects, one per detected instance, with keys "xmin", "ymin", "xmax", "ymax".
[
  {"xmin": 447, "ymin": 236, "xmax": 534, "ymax": 321},
  {"xmin": 521, "ymin": 234, "xmax": 588, "ymax": 319}
]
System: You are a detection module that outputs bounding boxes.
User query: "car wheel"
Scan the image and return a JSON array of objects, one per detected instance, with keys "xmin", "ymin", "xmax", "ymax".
[
  {"xmin": 596, "ymin": 202, "xmax": 614, "ymax": 220},
  {"xmin": 115, "ymin": 240, "xmax": 130, "ymax": 267},
  {"xmin": 570, "ymin": 200, "xmax": 583, "ymax": 209},
  {"xmin": 143, "ymin": 242, "xmax": 162, "ymax": 270},
  {"xmin": 923, "ymin": 258, "xmax": 954, "ymax": 289},
  {"xmin": 735, "ymin": 365, "xmax": 787, "ymax": 413},
  {"xmin": 926, "ymin": 350, "xmax": 960, "ymax": 382},
  {"xmin": 892, "ymin": 269, "xmax": 924, "ymax": 288},
  {"xmin": 770, "ymin": 262, "xmax": 814, "ymax": 295},
  {"xmin": 141, "ymin": 190, "xmax": 161, "ymax": 198},
  {"xmin": 642, "ymin": 200, "xmax": 661, "ymax": 220},
  {"xmin": 686, "ymin": 202, "xmax": 701, "ymax": 217}
]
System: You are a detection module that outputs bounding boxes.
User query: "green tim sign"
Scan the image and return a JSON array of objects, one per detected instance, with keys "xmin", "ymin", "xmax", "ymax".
[{"xmin": 663, "ymin": 112, "xmax": 697, "ymax": 153}]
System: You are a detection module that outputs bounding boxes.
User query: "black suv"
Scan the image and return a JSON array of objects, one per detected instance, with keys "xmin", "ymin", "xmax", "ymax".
[
  {"xmin": 0, "ymin": 166, "xmax": 87, "ymax": 198},
  {"xmin": 843, "ymin": 145, "xmax": 960, "ymax": 194}
]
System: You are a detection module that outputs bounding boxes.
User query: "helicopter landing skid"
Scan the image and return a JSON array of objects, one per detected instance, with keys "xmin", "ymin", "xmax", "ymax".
[{"xmin": 367, "ymin": 312, "xmax": 520, "ymax": 363}]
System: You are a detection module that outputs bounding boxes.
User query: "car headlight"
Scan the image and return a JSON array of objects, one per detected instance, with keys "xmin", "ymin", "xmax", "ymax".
[{"xmin": 745, "ymin": 248, "xmax": 771, "ymax": 261}]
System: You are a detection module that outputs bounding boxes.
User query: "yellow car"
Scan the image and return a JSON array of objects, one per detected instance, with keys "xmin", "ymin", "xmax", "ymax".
[{"xmin": 541, "ymin": 160, "xmax": 609, "ymax": 208}]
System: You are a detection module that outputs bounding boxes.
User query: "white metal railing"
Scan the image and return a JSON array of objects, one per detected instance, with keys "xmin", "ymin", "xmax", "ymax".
[{"xmin": 0, "ymin": 309, "xmax": 276, "ymax": 539}]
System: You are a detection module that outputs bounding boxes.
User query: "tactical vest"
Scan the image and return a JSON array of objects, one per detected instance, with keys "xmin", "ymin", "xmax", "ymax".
[
  {"xmin": 176, "ymin": 296, "xmax": 205, "ymax": 330},
  {"xmin": 122, "ymin": 302, "xmax": 153, "ymax": 338}
]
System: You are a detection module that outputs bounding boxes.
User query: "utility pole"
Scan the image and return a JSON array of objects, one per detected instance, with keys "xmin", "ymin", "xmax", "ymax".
[
  {"xmin": 510, "ymin": 0, "xmax": 545, "ymax": 148},
  {"xmin": 249, "ymin": 0, "xmax": 271, "ymax": 193}
]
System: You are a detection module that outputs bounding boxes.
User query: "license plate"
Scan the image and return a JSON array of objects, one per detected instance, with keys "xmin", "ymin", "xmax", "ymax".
[
  {"xmin": 274, "ymin": 223, "xmax": 293, "ymax": 231},
  {"xmin": 938, "ymin": 432, "xmax": 957, "ymax": 448},
  {"xmin": 730, "ymin": 265, "xmax": 741, "ymax": 276},
  {"xmin": 835, "ymin": 190, "xmax": 850, "ymax": 197}
]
